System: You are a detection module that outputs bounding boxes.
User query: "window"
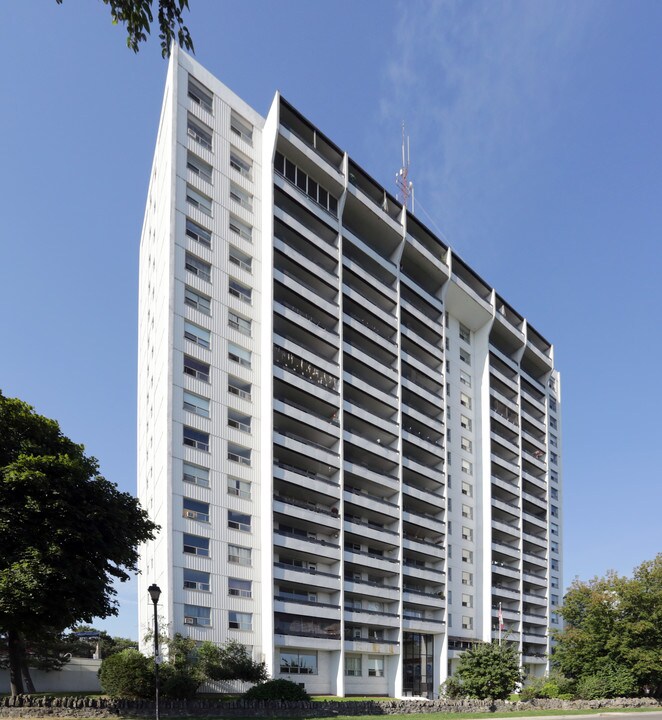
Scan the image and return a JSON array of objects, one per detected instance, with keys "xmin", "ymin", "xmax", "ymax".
[
  {"xmin": 368, "ymin": 656, "xmax": 384, "ymax": 677},
  {"xmin": 228, "ymin": 409, "xmax": 251, "ymax": 433},
  {"xmin": 183, "ymin": 568, "xmax": 210, "ymax": 591},
  {"xmin": 551, "ymin": 540, "xmax": 559, "ymax": 554},
  {"xmin": 462, "ymin": 504, "xmax": 473, "ymax": 520},
  {"xmin": 186, "ymin": 185, "xmax": 212, "ymax": 216},
  {"xmin": 461, "ymin": 459, "xmax": 473, "ymax": 475},
  {"xmin": 228, "ymin": 310, "xmax": 251, "ymax": 336},
  {"xmin": 459, "ymin": 323, "xmax": 471, "ymax": 343},
  {"xmin": 462, "ymin": 593, "xmax": 473, "ymax": 608},
  {"xmin": 228, "ymin": 443, "xmax": 251, "ymax": 465},
  {"xmin": 228, "ymin": 544, "xmax": 251, "ymax": 566},
  {"xmin": 183, "ymin": 533, "xmax": 209, "ymax": 557},
  {"xmin": 228, "ymin": 376, "xmax": 251, "ymax": 401},
  {"xmin": 460, "ymin": 392, "xmax": 472, "ymax": 409},
  {"xmin": 551, "ymin": 470, "xmax": 559, "ymax": 483},
  {"xmin": 550, "ymin": 452, "xmax": 558, "ymax": 464},
  {"xmin": 183, "ymin": 391, "xmax": 209, "ymax": 418},
  {"xmin": 188, "ymin": 76, "xmax": 213, "ymax": 113},
  {"xmin": 183, "ymin": 497, "xmax": 209, "ymax": 522},
  {"xmin": 550, "ymin": 397, "xmax": 557, "ymax": 412},
  {"xmin": 229, "ymin": 279, "xmax": 252, "ymax": 304},
  {"xmin": 551, "ymin": 612, "xmax": 559, "ymax": 625},
  {"xmin": 228, "ymin": 611, "xmax": 252, "ymax": 631},
  {"xmin": 551, "ymin": 594, "xmax": 559, "ymax": 607},
  {"xmin": 183, "ymin": 462, "xmax": 209, "ymax": 488},
  {"xmin": 184, "ymin": 604, "xmax": 211, "ymax": 626},
  {"xmin": 461, "ymin": 480, "xmax": 473, "ymax": 497},
  {"xmin": 551, "ymin": 486, "xmax": 558, "ymax": 500},
  {"xmin": 460, "ymin": 414, "xmax": 472, "ymax": 430},
  {"xmin": 462, "ymin": 571, "xmax": 473, "ymax": 586},
  {"xmin": 230, "ymin": 111, "xmax": 253, "ymax": 145},
  {"xmin": 460, "ymin": 433, "xmax": 473, "ymax": 452},
  {"xmin": 185, "ymin": 252, "xmax": 212, "ymax": 282},
  {"xmin": 550, "ymin": 417, "xmax": 557, "ymax": 430},
  {"xmin": 184, "ymin": 321, "xmax": 211, "ymax": 349},
  {"xmin": 345, "ymin": 655, "xmax": 362, "ymax": 677},
  {"xmin": 183, "ymin": 427, "xmax": 209, "ymax": 452},
  {"xmin": 551, "ymin": 558, "xmax": 559, "ymax": 571},
  {"xmin": 550, "ymin": 435, "xmax": 558, "ymax": 448},
  {"xmin": 448, "ymin": 613, "xmax": 452, "ymax": 627},
  {"xmin": 551, "ymin": 522, "xmax": 559, "ymax": 536},
  {"xmin": 551, "ymin": 505, "xmax": 559, "ymax": 518},
  {"xmin": 230, "ymin": 151, "xmax": 252, "ymax": 179},
  {"xmin": 187, "ymin": 152, "xmax": 213, "ymax": 183},
  {"xmin": 462, "ymin": 526, "xmax": 473, "ymax": 541},
  {"xmin": 279, "ymin": 651, "xmax": 317, "ymax": 675},
  {"xmin": 229, "ymin": 215, "xmax": 252, "ymax": 242},
  {"xmin": 459, "ymin": 348, "xmax": 471, "ymax": 365},
  {"xmin": 183, "ymin": 355, "xmax": 210, "ymax": 382},
  {"xmin": 551, "ymin": 576, "xmax": 559, "ymax": 589},
  {"xmin": 185, "ymin": 217, "xmax": 212, "ymax": 248},
  {"xmin": 460, "ymin": 370, "xmax": 472, "ymax": 388},
  {"xmin": 462, "ymin": 615, "xmax": 473, "ymax": 630},
  {"xmin": 229, "ymin": 245, "xmax": 252, "ymax": 272},
  {"xmin": 274, "ymin": 151, "xmax": 338, "ymax": 216},
  {"xmin": 228, "ymin": 476, "xmax": 251, "ymax": 500},
  {"xmin": 228, "ymin": 510, "xmax": 251, "ymax": 532},
  {"xmin": 228, "ymin": 342, "xmax": 251, "ymax": 368},
  {"xmin": 462, "ymin": 548, "xmax": 473, "ymax": 563},
  {"xmin": 230, "ymin": 182, "xmax": 253, "ymax": 211},
  {"xmin": 228, "ymin": 578, "xmax": 252, "ymax": 598},
  {"xmin": 187, "ymin": 116, "xmax": 212, "ymax": 151},
  {"xmin": 184, "ymin": 286, "xmax": 211, "ymax": 315}
]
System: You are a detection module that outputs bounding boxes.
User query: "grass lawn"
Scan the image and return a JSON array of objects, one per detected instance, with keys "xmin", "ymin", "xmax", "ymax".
[{"xmin": 153, "ymin": 707, "xmax": 662, "ymax": 720}]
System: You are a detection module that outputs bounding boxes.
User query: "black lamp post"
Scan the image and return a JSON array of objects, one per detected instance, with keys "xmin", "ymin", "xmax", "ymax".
[{"xmin": 147, "ymin": 584, "xmax": 161, "ymax": 720}]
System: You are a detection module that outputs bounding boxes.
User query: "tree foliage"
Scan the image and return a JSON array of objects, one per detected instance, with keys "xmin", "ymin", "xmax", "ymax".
[
  {"xmin": 243, "ymin": 678, "xmax": 310, "ymax": 701},
  {"xmin": 553, "ymin": 554, "xmax": 662, "ymax": 697},
  {"xmin": 0, "ymin": 393, "xmax": 158, "ymax": 694},
  {"xmin": 101, "ymin": 634, "xmax": 267, "ymax": 699},
  {"xmin": 99, "ymin": 649, "xmax": 155, "ymax": 699},
  {"xmin": 55, "ymin": 0, "xmax": 194, "ymax": 57},
  {"xmin": 198, "ymin": 640, "xmax": 268, "ymax": 683},
  {"xmin": 443, "ymin": 640, "xmax": 523, "ymax": 702}
]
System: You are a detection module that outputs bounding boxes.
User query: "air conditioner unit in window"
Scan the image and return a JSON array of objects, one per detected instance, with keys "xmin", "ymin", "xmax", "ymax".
[
  {"xmin": 184, "ymin": 511, "xmax": 196, "ymax": 518},
  {"xmin": 184, "ymin": 617, "xmax": 195, "ymax": 625}
]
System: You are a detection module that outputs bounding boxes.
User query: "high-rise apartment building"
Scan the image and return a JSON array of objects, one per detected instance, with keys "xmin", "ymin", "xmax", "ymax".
[{"xmin": 138, "ymin": 47, "xmax": 562, "ymax": 698}]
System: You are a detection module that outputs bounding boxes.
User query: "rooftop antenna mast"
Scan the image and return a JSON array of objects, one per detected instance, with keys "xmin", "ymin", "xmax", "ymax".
[{"xmin": 395, "ymin": 122, "xmax": 414, "ymax": 213}]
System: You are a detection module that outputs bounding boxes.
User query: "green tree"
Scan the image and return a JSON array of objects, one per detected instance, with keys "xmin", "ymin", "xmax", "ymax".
[
  {"xmin": 553, "ymin": 554, "xmax": 662, "ymax": 697},
  {"xmin": 444, "ymin": 640, "xmax": 523, "ymax": 703},
  {"xmin": 198, "ymin": 640, "xmax": 268, "ymax": 683},
  {"xmin": 99, "ymin": 649, "xmax": 155, "ymax": 699},
  {"xmin": 0, "ymin": 393, "xmax": 158, "ymax": 695},
  {"xmin": 55, "ymin": 0, "xmax": 193, "ymax": 57}
]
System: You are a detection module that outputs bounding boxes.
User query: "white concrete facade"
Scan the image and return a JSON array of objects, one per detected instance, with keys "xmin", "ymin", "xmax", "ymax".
[{"xmin": 138, "ymin": 48, "xmax": 563, "ymax": 698}]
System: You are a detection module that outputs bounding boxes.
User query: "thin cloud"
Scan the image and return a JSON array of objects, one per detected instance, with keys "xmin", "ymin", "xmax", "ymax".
[{"xmin": 379, "ymin": 0, "xmax": 596, "ymax": 251}]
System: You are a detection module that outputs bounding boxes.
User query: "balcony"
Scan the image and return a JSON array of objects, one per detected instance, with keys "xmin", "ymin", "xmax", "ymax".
[
  {"xmin": 273, "ymin": 496, "xmax": 340, "ymax": 531},
  {"xmin": 273, "ymin": 528, "xmax": 340, "ymax": 560},
  {"xmin": 273, "ymin": 562, "xmax": 340, "ymax": 591},
  {"xmin": 343, "ymin": 485, "xmax": 399, "ymax": 516},
  {"xmin": 342, "ymin": 255, "xmax": 397, "ymax": 309},
  {"xmin": 344, "ymin": 548, "xmax": 399, "ymax": 573}
]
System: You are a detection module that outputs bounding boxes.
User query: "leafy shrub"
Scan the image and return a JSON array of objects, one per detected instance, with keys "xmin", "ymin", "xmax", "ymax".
[
  {"xmin": 99, "ymin": 649, "xmax": 154, "ymax": 698},
  {"xmin": 576, "ymin": 665, "xmax": 637, "ymax": 700},
  {"xmin": 159, "ymin": 663, "xmax": 202, "ymax": 699},
  {"xmin": 243, "ymin": 678, "xmax": 310, "ymax": 701},
  {"xmin": 519, "ymin": 673, "xmax": 576, "ymax": 700},
  {"xmin": 440, "ymin": 676, "xmax": 463, "ymax": 698}
]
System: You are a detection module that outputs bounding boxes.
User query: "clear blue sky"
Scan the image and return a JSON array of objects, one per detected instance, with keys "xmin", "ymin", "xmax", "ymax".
[{"xmin": 2, "ymin": 1, "xmax": 661, "ymax": 640}]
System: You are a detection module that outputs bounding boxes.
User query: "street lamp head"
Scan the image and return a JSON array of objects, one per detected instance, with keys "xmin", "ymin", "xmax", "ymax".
[{"xmin": 148, "ymin": 584, "xmax": 162, "ymax": 605}]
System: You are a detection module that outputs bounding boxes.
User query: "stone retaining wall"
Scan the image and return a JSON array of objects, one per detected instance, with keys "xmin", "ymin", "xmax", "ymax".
[{"xmin": 0, "ymin": 695, "xmax": 660, "ymax": 717}]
